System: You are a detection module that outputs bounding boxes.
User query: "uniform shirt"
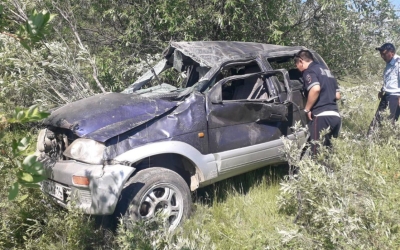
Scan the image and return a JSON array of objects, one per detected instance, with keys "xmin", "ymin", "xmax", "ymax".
[
  {"xmin": 302, "ymin": 61, "xmax": 339, "ymax": 116},
  {"xmin": 383, "ymin": 54, "xmax": 400, "ymax": 96}
]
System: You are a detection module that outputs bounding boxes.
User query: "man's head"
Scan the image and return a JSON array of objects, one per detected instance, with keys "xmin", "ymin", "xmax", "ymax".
[
  {"xmin": 294, "ymin": 50, "xmax": 314, "ymax": 72},
  {"xmin": 376, "ymin": 43, "xmax": 396, "ymax": 63}
]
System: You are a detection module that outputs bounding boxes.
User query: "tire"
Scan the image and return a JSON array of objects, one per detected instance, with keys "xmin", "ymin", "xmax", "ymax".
[{"xmin": 115, "ymin": 167, "xmax": 192, "ymax": 230}]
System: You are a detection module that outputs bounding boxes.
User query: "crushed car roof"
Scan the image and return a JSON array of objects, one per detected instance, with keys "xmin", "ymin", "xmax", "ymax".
[
  {"xmin": 125, "ymin": 41, "xmax": 306, "ymax": 93},
  {"xmin": 164, "ymin": 41, "xmax": 305, "ymax": 67}
]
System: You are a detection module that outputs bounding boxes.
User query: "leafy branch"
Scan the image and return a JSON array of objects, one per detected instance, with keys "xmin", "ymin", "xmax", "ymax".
[
  {"xmin": 0, "ymin": 105, "xmax": 49, "ymax": 200},
  {"xmin": 0, "ymin": 4, "xmax": 55, "ymax": 51}
]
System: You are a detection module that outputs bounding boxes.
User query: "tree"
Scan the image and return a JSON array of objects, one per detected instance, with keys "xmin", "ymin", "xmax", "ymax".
[{"xmin": 42, "ymin": 0, "xmax": 399, "ymax": 82}]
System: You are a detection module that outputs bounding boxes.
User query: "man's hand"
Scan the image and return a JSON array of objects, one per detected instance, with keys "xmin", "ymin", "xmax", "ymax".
[
  {"xmin": 378, "ymin": 91, "xmax": 384, "ymax": 99},
  {"xmin": 307, "ymin": 111, "xmax": 313, "ymax": 120},
  {"xmin": 336, "ymin": 91, "xmax": 341, "ymax": 100}
]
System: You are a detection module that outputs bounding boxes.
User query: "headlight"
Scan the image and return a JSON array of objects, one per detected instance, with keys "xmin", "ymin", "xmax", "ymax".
[{"xmin": 63, "ymin": 138, "xmax": 105, "ymax": 164}]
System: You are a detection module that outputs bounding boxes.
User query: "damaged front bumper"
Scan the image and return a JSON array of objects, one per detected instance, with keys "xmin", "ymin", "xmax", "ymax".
[{"xmin": 41, "ymin": 160, "xmax": 135, "ymax": 215}]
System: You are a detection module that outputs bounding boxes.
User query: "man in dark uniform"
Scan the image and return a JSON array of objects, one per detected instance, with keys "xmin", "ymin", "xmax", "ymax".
[{"xmin": 294, "ymin": 50, "xmax": 341, "ymax": 155}]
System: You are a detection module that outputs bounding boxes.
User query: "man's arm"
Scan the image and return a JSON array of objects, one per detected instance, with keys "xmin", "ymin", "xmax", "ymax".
[{"xmin": 305, "ymin": 85, "xmax": 320, "ymax": 120}]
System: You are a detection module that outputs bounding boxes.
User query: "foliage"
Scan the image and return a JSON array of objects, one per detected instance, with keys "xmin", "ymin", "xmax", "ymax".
[
  {"xmin": 288, "ymin": 0, "xmax": 396, "ymax": 76},
  {"xmin": 0, "ymin": 35, "xmax": 99, "ymax": 110},
  {"xmin": 0, "ymin": 1, "xmax": 106, "ymax": 111},
  {"xmin": 0, "ymin": 3, "xmax": 54, "ymax": 51},
  {"xmin": 0, "ymin": 187, "xmax": 111, "ymax": 249},
  {"xmin": 116, "ymin": 212, "xmax": 215, "ymax": 250},
  {"xmin": 277, "ymin": 81, "xmax": 400, "ymax": 249},
  {"xmin": 1, "ymin": 0, "xmax": 398, "ymax": 110},
  {"xmin": 65, "ymin": 0, "xmax": 398, "ymax": 77},
  {"xmin": 0, "ymin": 105, "xmax": 49, "ymax": 200},
  {"xmin": 1, "ymin": 0, "xmax": 400, "ymax": 249}
]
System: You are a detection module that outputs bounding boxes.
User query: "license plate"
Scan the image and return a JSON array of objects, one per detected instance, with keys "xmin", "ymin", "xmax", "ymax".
[{"xmin": 41, "ymin": 180, "xmax": 64, "ymax": 200}]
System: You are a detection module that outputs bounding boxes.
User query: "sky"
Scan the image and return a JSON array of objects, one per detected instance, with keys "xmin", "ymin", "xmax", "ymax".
[{"xmin": 391, "ymin": 0, "xmax": 400, "ymax": 9}]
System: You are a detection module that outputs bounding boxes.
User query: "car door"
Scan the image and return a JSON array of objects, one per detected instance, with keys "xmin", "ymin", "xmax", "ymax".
[{"xmin": 205, "ymin": 70, "xmax": 294, "ymax": 178}]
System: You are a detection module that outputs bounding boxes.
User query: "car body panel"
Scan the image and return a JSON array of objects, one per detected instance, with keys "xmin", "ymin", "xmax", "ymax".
[
  {"xmin": 104, "ymin": 92, "xmax": 209, "ymax": 159},
  {"xmin": 43, "ymin": 92, "xmax": 178, "ymax": 142},
  {"xmin": 40, "ymin": 159, "xmax": 135, "ymax": 214},
  {"xmin": 113, "ymin": 141, "xmax": 216, "ymax": 181}
]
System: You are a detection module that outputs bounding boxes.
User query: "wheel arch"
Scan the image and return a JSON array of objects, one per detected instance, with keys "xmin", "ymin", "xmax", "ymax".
[{"xmin": 114, "ymin": 141, "xmax": 212, "ymax": 191}]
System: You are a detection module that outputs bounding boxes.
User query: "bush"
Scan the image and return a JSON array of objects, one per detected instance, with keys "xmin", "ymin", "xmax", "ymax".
[
  {"xmin": 116, "ymin": 212, "xmax": 215, "ymax": 250},
  {"xmin": 277, "ymin": 117, "xmax": 400, "ymax": 249},
  {"xmin": 0, "ymin": 187, "xmax": 113, "ymax": 250}
]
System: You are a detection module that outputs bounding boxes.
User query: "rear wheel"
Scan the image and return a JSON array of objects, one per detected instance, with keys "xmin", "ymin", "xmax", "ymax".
[{"xmin": 115, "ymin": 167, "xmax": 192, "ymax": 230}]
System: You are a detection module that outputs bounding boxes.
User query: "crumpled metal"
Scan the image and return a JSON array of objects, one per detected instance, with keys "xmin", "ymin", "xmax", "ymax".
[{"xmin": 43, "ymin": 92, "xmax": 178, "ymax": 142}]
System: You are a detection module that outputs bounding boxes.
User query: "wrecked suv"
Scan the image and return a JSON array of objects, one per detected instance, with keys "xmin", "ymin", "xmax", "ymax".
[{"xmin": 37, "ymin": 41, "xmax": 326, "ymax": 229}]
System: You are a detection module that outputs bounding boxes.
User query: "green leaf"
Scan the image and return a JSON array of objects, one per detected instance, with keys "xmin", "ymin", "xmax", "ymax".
[
  {"xmin": 17, "ymin": 194, "xmax": 29, "ymax": 203},
  {"xmin": 19, "ymin": 172, "xmax": 34, "ymax": 183},
  {"xmin": 31, "ymin": 163, "xmax": 45, "ymax": 176},
  {"xmin": 20, "ymin": 40, "xmax": 31, "ymax": 52},
  {"xmin": 31, "ymin": 174, "xmax": 46, "ymax": 183},
  {"xmin": 18, "ymin": 137, "xmax": 30, "ymax": 151},
  {"xmin": 11, "ymin": 139, "xmax": 19, "ymax": 155},
  {"xmin": 32, "ymin": 13, "xmax": 44, "ymax": 28},
  {"xmin": 8, "ymin": 182, "xmax": 19, "ymax": 200},
  {"xmin": 26, "ymin": 21, "xmax": 33, "ymax": 35},
  {"xmin": 9, "ymin": 107, "xmax": 49, "ymax": 123},
  {"xmin": 20, "ymin": 183, "xmax": 40, "ymax": 188},
  {"xmin": 26, "ymin": 105, "xmax": 38, "ymax": 117},
  {"xmin": 16, "ymin": 110, "xmax": 25, "ymax": 120},
  {"xmin": 22, "ymin": 154, "xmax": 37, "ymax": 167},
  {"xmin": 22, "ymin": 155, "xmax": 45, "ymax": 175},
  {"xmin": 44, "ymin": 12, "xmax": 56, "ymax": 23}
]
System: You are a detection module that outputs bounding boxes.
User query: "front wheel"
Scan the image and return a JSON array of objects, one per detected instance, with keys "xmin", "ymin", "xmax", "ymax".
[{"xmin": 115, "ymin": 167, "xmax": 192, "ymax": 230}]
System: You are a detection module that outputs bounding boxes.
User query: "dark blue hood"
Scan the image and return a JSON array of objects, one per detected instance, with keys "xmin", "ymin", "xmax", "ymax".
[{"xmin": 44, "ymin": 93, "xmax": 178, "ymax": 142}]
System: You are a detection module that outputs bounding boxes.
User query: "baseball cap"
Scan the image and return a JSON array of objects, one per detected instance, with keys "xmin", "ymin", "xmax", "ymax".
[{"xmin": 375, "ymin": 43, "xmax": 396, "ymax": 52}]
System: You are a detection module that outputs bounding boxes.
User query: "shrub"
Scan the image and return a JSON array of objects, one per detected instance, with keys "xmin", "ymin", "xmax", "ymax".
[
  {"xmin": 277, "ymin": 120, "xmax": 400, "ymax": 249},
  {"xmin": 116, "ymin": 212, "xmax": 215, "ymax": 250}
]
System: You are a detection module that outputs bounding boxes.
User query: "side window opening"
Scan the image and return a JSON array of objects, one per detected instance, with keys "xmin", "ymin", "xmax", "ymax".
[
  {"xmin": 222, "ymin": 76, "xmax": 270, "ymax": 101},
  {"xmin": 206, "ymin": 61, "xmax": 262, "ymax": 92},
  {"xmin": 140, "ymin": 50, "xmax": 211, "ymax": 90},
  {"xmin": 268, "ymin": 56, "xmax": 301, "ymax": 81},
  {"xmin": 267, "ymin": 56, "xmax": 304, "ymax": 94},
  {"xmin": 267, "ymin": 53, "xmax": 323, "ymax": 84}
]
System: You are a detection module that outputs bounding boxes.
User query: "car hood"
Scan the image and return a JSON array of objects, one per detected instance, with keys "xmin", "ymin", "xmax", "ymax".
[{"xmin": 44, "ymin": 92, "xmax": 178, "ymax": 142}]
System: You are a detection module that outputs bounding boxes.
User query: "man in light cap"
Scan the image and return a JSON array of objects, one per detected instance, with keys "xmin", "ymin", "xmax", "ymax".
[{"xmin": 367, "ymin": 43, "xmax": 400, "ymax": 135}]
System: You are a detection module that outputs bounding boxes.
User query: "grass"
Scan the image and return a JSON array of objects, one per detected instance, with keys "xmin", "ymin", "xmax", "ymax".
[{"xmin": 183, "ymin": 166, "xmax": 295, "ymax": 250}]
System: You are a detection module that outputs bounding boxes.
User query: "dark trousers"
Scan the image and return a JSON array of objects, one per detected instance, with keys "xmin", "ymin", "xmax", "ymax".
[
  {"xmin": 367, "ymin": 94, "xmax": 400, "ymax": 136},
  {"xmin": 308, "ymin": 115, "xmax": 342, "ymax": 155}
]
